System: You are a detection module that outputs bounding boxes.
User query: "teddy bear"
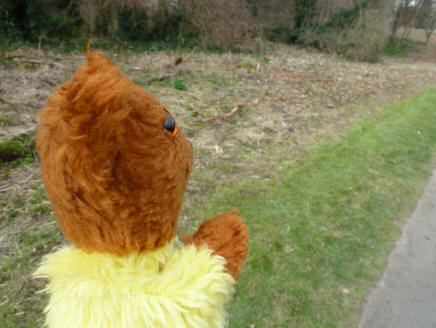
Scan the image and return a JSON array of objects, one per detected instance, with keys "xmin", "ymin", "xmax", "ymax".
[{"xmin": 34, "ymin": 51, "xmax": 249, "ymax": 328}]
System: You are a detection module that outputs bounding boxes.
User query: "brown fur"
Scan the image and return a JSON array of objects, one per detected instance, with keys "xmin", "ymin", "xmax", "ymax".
[
  {"xmin": 181, "ymin": 210, "xmax": 249, "ymax": 280},
  {"xmin": 38, "ymin": 51, "xmax": 248, "ymax": 277}
]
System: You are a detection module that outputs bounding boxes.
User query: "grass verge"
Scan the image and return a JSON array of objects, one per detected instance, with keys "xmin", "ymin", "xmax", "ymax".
[{"xmin": 191, "ymin": 87, "xmax": 436, "ymax": 327}]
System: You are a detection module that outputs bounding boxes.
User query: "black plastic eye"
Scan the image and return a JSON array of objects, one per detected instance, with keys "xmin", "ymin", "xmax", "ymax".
[{"xmin": 163, "ymin": 113, "xmax": 176, "ymax": 135}]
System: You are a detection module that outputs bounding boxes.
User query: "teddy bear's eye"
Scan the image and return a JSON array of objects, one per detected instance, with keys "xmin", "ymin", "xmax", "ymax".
[{"xmin": 163, "ymin": 113, "xmax": 178, "ymax": 136}]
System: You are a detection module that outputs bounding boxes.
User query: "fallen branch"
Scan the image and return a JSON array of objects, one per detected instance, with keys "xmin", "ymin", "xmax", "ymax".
[
  {"xmin": 130, "ymin": 67, "xmax": 145, "ymax": 71},
  {"xmin": 0, "ymin": 186, "xmax": 14, "ymax": 193},
  {"xmin": 146, "ymin": 74, "xmax": 172, "ymax": 84},
  {"xmin": 0, "ymin": 174, "xmax": 34, "ymax": 193},
  {"xmin": 199, "ymin": 105, "xmax": 243, "ymax": 123}
]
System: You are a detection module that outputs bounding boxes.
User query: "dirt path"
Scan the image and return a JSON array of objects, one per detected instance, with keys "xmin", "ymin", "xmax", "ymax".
[{"xmin": 359, "ymin": 166, "xmax": 436, "ymax": 328}]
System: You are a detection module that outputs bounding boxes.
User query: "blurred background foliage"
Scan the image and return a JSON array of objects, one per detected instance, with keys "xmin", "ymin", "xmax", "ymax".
[{"xmin": 0, "ymin": 0, "xmax": 435, "ymax": 60}]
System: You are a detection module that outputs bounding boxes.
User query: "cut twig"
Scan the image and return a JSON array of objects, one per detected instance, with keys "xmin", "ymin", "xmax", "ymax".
[
  {"xmin": 0, "ymin": 174, "xmax": 34, "ymax": 192},
  {"xmin": 130, "ymin": 67, "xmax": 145, "ymax": 71},
  {"xmin": 199, "ymin": 105, "xmax": 243, "ymax": 123},
  {"xmin": 146, "ymin": 74, "xmax": 172, "ymax": 84}
]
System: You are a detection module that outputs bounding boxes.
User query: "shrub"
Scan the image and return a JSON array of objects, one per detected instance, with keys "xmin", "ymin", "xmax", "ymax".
[
  {"xmin": 296, "ymin": 1, "xmax": 393, "ymax": 61},
  {"xmin": 0, "ymin": 0, "xmax": 395, "ymax": 61},
  {"xmin": 0, "ymin": 132, "xmax": 36, "ymax": 162},
  {"xmin": 117, "ymin": 5, "xmax": 182, "ymax": 41},
  {"xmin": 384, "ymin": 37, "xmax": 415, "ymax": 55},
  {"xmin": 178, "ymin": 0, "xmax": 262, "ymax": 48}
]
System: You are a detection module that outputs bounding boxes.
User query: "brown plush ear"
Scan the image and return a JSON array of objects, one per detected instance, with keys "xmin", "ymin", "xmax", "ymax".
[{"xmin": 181, "ymin": 210, "xmax": 249, "ymax": 280}]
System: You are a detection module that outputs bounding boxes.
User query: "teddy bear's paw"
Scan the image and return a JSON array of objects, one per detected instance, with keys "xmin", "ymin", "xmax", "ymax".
[{"xmin": 181, "ymin": 210, "xmax": 249, "ymax": 280}]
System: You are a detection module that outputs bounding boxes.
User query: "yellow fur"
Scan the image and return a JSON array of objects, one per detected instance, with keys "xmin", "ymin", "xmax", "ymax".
[{"xmin": 34, "ymin": 239, "xmax": 235, "ymax": 328}]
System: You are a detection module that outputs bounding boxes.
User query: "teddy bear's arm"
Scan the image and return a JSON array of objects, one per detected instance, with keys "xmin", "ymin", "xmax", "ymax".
[{"xmin": 180, "ymin": 210, "xmax": 249, "ymax": 281}]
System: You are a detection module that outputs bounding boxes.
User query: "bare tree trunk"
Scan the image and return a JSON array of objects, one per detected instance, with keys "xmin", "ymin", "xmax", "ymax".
[
  {"xmin": 419, "ymin": 0, "xmax": 435, "ymax": 46},
  {"xmin": 424, "ymin": 17, "xmax": 435, "ymax": 45},
  {"xmin": 392, "ymin": 0, "xmax": 410, "ymax": 38},
  {"xmin": 391, "ymin": 9, "xmax": 400, "ymax": 38},
  {"xmin": 425, "ymin": 31, "xmax": 432, "ymax": 44}
]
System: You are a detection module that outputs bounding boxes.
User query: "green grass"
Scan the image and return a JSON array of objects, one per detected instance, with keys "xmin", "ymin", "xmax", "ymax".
[
  {"xmin": 0, "ymin": 207, "xmax": 62, "ymax": 328},
  {"xmin": 0, "ymin": 223, "xmax": 61, "ymax": 328},
  {"xmin": 190, "ymin": 87, "xmax": 436, "ymax": 327},
  {"xmin": 169, "ymin": 79, "xmax": 188, "ymax": 91}
]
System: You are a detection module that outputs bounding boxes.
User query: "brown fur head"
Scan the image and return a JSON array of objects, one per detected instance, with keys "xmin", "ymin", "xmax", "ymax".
[{"xmin": 37, "ymin": 51, "xmax": 193, "ymax": 255}]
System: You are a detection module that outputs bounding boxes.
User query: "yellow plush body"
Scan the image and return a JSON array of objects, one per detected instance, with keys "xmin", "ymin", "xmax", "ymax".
[{"xmin": 35, "ymin": 239, "xmax": 235, "ymax": 328}]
